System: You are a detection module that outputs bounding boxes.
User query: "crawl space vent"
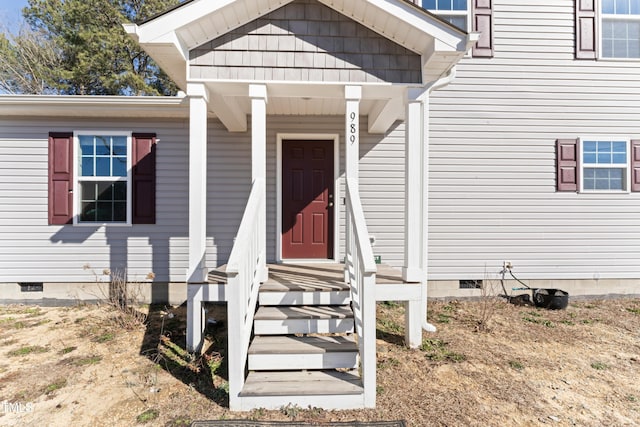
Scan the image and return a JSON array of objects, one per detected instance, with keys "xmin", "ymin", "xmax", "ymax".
[
  {"xmin": 19, "ymin": 282, "xmax": 43, "ymax": 292},
  {"xmin": 459, "ymin": 279, "xmax": 482, "ymax": 289}
]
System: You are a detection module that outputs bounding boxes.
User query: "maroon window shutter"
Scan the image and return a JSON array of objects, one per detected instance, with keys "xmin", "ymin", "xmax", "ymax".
[
  {"xmin": 472, "ymin": 0, "xmax": 493, "ymax": 57},
  {"xmin": 575, "ymin": 0, "xmax": 597, "ymax": 59},
  {"xmin": 631, "ymin": 140, "xmax": 640, "ymax": 192},
  {"xmin": 557, "ymin": 139, "xmax": 579, "ymax": 192},
  {"xmin": 132, "ymin": 133, "xmax": 157, "ymax": 224},
  {"xmin": 48, "ymin": 132, "xmax": 73, "ymax": 225}
]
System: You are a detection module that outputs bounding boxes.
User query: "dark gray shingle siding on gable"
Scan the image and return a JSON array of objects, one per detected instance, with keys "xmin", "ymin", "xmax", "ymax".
[{"xmin": 189, "ymin": 0, "xmax": 422, "ymax": 83}]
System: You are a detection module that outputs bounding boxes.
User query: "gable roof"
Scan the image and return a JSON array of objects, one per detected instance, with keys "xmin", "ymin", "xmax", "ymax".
[{"xmin": 125, "ymin": 0, "xmax": 476, "ymax": 89}]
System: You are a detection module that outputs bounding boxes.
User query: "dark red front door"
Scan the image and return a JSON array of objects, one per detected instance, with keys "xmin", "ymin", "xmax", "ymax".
[{"xmin": 282, "ymin": 140, "xmax": 334, "ymax": 259}]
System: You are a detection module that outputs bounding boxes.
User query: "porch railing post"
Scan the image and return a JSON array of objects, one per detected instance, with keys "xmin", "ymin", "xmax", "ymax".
[
  {"xmin": 345, "ymin": 178, "xmax": 377, "ymax": 408},
  {"xmin": 226, "ymin": 271, "xmax": 244, "ymax": 410}
]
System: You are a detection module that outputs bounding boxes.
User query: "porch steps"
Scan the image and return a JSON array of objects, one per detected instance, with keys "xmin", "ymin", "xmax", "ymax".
[
  {"xmin": 238, "ymin": 370, "xmax": 364, "ymax": 410},
  {"xmin": 240, "ymin": 268, "xmax": 363, "ymax": 409},
  {"xmin": 241, "ymin": 370, "xmax": 363, "ymax": 395},
  {"xmin": 258, "ymin": 281, "xmax": 350, "ymax": 306},
  {"xmin": 248, "ymin": 335, "xmax": 358, "ymax": 370},
  {"xmin": 253, "ymin": 305, "xmax": 354, "ymax": 335}
]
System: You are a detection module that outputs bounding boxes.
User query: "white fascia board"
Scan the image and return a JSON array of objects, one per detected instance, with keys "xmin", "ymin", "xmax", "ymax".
[
  {"xmin": 122, "ymin": 23, "xmax": 138, "ymax": 41},
  {"xmin": 465, "ymin": 32, "xmax": 482, "ymax": 50},
  {"xmin": 0, "ymin": 95, "xmax": 189, "ymax": 118},
  {"xmin": 369, "ymin": 0, "xmax": 467, "ymax": 49},
  {"xmin": 322, "ymin": 0, "xmax": 467, "ymax": 55},
  {"xmin": 135, "ymin": 28, "xmax": 188, "ymax": 65},
  {"xmin": 136, "ymin": 0, "xmax": 238, "ymax": 43},
  {"xmin": 124, "ymin": 19, "xmax": 189, "ymax": 89},
  {"xmin": 137, "ymin": 41, "xmax": 188, "ymax": 90}
]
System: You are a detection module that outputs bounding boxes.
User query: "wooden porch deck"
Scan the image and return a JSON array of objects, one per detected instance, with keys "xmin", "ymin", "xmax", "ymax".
[{"xmin": 207, "ymin": 263, "xmax": 420, "ymax": 302}]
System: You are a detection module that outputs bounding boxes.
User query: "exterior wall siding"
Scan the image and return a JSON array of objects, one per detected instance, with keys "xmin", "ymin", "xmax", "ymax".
[
  {"xmin": 428, "ymin": 0, "xmax": 640, "ymax": 280},
  {"xmin": 0, "ymin": 115, "xmax": 407, "ymax": 284},
  {"xmin": 0, "ymin": 116, "xmax": 190, "ymax": 283}
]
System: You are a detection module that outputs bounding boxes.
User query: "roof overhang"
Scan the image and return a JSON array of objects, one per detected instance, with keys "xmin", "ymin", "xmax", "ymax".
[
  {"xmin": 0, "ymin": 94, "xmax": 189, "ymax": 118},
  {"xmin": 125, "ymin": 0, "xmax": 477, "ymax": 89},
  {"xmin": 124, "ymin": 0, "xmax": 478, "ymax": 133}
]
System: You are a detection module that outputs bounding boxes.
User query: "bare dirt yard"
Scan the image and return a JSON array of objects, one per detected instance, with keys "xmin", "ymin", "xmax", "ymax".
[{"xmin": 0, "ymin": 296, "xmax": 639, "ymax": 426}]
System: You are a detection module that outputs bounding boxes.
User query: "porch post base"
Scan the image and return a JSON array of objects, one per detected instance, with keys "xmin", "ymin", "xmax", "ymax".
[
  {"xmin": 186, "ymin": 284, "xmax": 205, "ymax": 353},
  {"xmin": 404, "ymin": 298, "xmax": 422, "ymax": 349},
  {"xmin": 186, "ymin": 266, "xmax": 209, "ymax": 284},
  {"xmin": 401, "ymin": 267, "xmax": 423, "ymax": 283}
]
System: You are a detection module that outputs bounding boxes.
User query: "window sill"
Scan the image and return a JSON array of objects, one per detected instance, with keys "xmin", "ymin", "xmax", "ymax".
[
  {"xmin": 73, "ymin": 222, "xmax": 132, "ymax": 227},
  {"xmin": 596, "ymin": 57, "xmax": 640, "ymax": 62},
  {"xmin": 579, "ymin": 190, "xmax": 630, "ymax": 194}
]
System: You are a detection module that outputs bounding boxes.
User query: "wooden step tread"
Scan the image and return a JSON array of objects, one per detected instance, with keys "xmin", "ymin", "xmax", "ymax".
[
  {"xmin": 249, "ymin": 335, "xmax": 357, "ymax": 355},
  {"xmin": 254, "ymin": 306, "xmax": 353, "ymax": 320},
  {"xmin": 240, "ymin": 370, "xmax": 363, "ymax": 397},
  {"xmin": 260, "ymin": 281, "xmax": 350, "ymax": 292}
]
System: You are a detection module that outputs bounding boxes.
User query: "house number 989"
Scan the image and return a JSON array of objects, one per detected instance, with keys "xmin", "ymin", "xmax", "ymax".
[{"xmin": 349, "ymin": 112, "xmax": 356, "ymax": 144}]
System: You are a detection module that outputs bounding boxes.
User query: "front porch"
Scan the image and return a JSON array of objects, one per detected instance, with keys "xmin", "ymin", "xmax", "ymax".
[
  {"xmin": 188, "ymin": 262, "xmax": 424, "ymax": 410},
  {"xmin": 182, "ymin": 78, "xmax": 439, "ymax": 409},
  {"xmin": 125, "ymin": 0, "xmax": 476, "ymax": 411},
  {"xmin": 204, "ymin": 262, "xmax": 424, "ymax": 341}
]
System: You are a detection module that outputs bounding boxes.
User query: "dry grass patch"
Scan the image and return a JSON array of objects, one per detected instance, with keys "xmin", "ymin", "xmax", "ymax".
[{"xmin": 0, "ymin": 299, "xmax": 638, "ymax": 426}]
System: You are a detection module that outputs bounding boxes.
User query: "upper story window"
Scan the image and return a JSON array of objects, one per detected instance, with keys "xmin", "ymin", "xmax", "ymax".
[
  {"xmin": 601, "ymin": 0, "xmax": 640, "ymax": 58},
  {"xmin": 75, "ymin": 132, "xmax": 131, "ymax": 223},
  {"xmin": 424, "ymin": 0, "xmax": 469, "ymax": 31},
  {"xmin": 581, "ymin": 139, "xmax": 629, "ymax": 191}
]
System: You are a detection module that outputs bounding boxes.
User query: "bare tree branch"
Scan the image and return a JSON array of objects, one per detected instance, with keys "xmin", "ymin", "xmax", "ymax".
[{"xmin": 0, "ymin": 24, "xmax": 61, "ymax": 94}]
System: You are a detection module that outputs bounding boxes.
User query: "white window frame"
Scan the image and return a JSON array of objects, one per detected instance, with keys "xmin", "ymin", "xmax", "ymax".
[
  {"xmin": 599, "ymin": 0, "xmax": 640, "ymax": 60},
  {"xmin": 72, "ymin": 131, "xmax": 133, "ymax": 225},
  {"xmin": 579, "ymin": 137, "xmax": 631, "ymax": 193},
  {"xmin": 423, "ymin": 0, "xmax": 471, "ymax": 32}
]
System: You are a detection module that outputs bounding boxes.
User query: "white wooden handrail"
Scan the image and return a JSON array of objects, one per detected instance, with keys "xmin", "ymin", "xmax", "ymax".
[
  {"xmin": 226, "ymin": 178, "xmax": 265, "ymax": 409},
  {"xmin": 344, "ymin": 177, "xmax": 377, "ymax": 408}
]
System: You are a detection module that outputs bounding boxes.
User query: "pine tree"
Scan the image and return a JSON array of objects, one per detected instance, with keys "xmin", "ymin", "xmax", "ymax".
[{"xmin": 0, "ymin": 0, "xmax": 182, "ymax": 95}]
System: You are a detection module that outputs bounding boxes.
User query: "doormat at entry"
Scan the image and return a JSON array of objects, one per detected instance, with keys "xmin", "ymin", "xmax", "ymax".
[{"xmin": 191, "ymin": 421, "xmax": 406, "ymax": 427}]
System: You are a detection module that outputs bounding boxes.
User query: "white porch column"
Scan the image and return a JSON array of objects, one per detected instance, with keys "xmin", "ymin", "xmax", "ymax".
[
  {"xmin": 250, "ymin": 84, "xmax": 268, "ymax": 282},
  {"xmin": 402, "ymin": 90, "xmax": 425, "ymax": 283},
  {"xmin": 187, "ymin": 83, "xmax": 209, "ymax": 284},
  {"xmin": 345, "ymin": 85, "xmax": 361, "ymax": 181},
  {"xmin": 402, "ymin": 90, "xmax": 428, "ymax": 348},
  {"xmin": 344, "ymin": 86, "xmax": 361, "ymax": 282},
  {"xmin": 186, "ymin": 83, "xmax": 209, "ymax": 353}
]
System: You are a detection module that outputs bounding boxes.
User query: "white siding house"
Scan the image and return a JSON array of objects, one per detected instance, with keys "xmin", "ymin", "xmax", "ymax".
[
  {"xmin": 426, "ymin": 0, "xmax": 640, "ymax": 297},
  {"xmin": 1, "ymin": 0, "xmax": 640, "ymax": 410}
]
